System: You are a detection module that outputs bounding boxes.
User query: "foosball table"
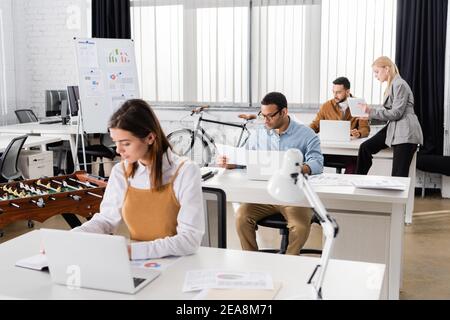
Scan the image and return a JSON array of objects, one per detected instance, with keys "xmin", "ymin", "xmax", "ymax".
[{"xmin": 0, "ymin": 171, "xmax": 107, "ymax": 237}]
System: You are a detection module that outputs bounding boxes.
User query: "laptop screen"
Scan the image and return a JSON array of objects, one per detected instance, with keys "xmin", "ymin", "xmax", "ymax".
[
  {"xmin": 319, "ymin": 120, "xmax": 351, "ymax": 142},
  {"xmin": 246, "ymin": 150, "xmax": 285, "ymax": 181}
]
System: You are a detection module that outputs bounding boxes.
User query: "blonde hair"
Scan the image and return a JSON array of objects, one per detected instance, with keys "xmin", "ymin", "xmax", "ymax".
[{"xmin": 372, "ymin": 56, "xmax": 400, "ymax": 97}]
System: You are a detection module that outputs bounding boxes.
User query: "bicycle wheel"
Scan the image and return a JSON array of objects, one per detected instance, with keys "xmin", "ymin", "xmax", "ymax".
[{"xmin": 167, "ymin": 129, "xmax": 212, "ymax": 166}]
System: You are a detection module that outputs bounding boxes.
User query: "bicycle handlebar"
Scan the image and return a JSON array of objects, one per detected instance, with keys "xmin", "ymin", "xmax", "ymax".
[
  {"xmin": 190, "ymin": 105, "xmax": 210, "ymax": 116},
  {"xmin": 238, "ymin": 114, "xmax": 257, "ymax": 121},
  {"xmin": 188, "ymin": 106, "xmax": 257, "ymax": 127}
]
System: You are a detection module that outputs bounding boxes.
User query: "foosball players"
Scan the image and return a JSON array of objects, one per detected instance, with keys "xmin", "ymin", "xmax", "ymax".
[{"xmin": 72, "ymin": 99, "xmax": 205, "ymax": 260}]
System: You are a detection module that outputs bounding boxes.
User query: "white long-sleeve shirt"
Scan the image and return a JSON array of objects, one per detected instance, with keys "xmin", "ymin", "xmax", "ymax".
[{"xmin": 73, "ymin": 150, "xmax": 205, "ymax": 260}]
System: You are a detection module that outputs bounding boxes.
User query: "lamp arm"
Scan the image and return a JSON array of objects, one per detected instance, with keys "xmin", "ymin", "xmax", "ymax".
[{"xmin": 301, "ymin": 174, "xmax": 339, "ymax": 300}]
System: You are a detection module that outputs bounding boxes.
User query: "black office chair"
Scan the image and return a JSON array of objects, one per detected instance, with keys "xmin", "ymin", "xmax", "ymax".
[
  {"xmin": 324, "ymin": 161, "xmax": 346, "ymax": 174},
  {"xmin": 0, "ymin": 135, "xmax": 28, "ymax": 182},
  {"xmin": 58, "ymin": 133, "xmax": 117, "ymax": 177},
  {"xmin": 323, "ymin": 154, "xmax": 347, "ymax": 174},
  {"xmin": 79, "ymin": 134, "xmax": 117, "ymax": 177},
  {"xmin": 0, "ymin": 135, "xmax": 34, "ymax": 236},
  {"xmin": 255, "ymin": 212, "xmax": 322, "ymax": 255},
  {"xmin": 14, "ymin": 109, "xmax": 39, "ymax": 123}
]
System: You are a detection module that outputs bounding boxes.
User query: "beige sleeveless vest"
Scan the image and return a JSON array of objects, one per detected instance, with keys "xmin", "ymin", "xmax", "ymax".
[{"xmin": 121, "ymin": 160, "xmax": 186, "ymax": 241}]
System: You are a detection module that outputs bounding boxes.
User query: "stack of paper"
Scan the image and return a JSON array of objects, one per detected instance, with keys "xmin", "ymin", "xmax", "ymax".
[
  {"xmin": 194, "ymin": 282, "xmax": 282, "ymax": 300},
  {"xmin": 183, "ymin": 270, "xmax": 273, "ymax": 292},
  {"xmin": 352, "ymin": 179, "xmax": 407, "ymax": 191},
  {"xmin": 15, "ymin": 253, "xmax": 48, "ymax": 271},
  {"xmin": 184, "ymin": 269, "xmax": 280, "ymax": 300}
]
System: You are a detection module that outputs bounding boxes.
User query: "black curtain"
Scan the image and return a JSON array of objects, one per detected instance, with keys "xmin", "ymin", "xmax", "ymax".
[
  {"xmin": 92, "ymin": 0, "xmax": 131, "ymax": 39},
  {"xmin": 395, "ymin": 0, "xmax": 448, "ymax": 156}
]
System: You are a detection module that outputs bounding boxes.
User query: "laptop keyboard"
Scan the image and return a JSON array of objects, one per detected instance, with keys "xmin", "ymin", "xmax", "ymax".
[{"xmin": 133, "ymin": 277, "xmax": 146, "ymax": 288}]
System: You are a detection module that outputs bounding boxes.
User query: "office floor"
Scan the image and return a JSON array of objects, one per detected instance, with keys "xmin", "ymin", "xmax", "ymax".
[{"xmin": 1, "ymin": 191, "xmax": 449, "ymax": 300}]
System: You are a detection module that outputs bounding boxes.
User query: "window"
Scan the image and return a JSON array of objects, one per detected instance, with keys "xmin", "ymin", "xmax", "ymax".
[
  {"xmin": 131, "ymin": 0, "xmax": 397, "ymax": 106},
  {"xmin": 197, "ymin": 4, "xmax": 249, "ymax": 104},
  {"xmin": 251, "ymin": 1, "xmax": 321, "ymax": 106},
  {"xmin": 320, "ymin": 0, "xmax": 397, "ymax": 105},
  {"xmin": 132, "ymin": 3, "xmax": 183, "ymax": 102}
]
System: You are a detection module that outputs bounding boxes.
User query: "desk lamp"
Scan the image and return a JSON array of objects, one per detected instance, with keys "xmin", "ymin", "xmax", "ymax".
[{"xmin": 267, "ymin": 149, "xmax": 339, "ymax": 300}]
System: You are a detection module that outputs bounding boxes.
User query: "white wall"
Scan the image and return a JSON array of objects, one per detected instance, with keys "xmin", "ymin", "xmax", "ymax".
[{"xmin": 10, "ymin": 0, "xmax": 90, "ymax": 120}]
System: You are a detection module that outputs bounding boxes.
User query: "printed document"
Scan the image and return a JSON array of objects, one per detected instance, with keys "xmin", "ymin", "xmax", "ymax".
[
  {"xmin": 348, "ymin": 97, "xmax": 369, "ymax": 117},
  {"xmin": 216, "ymin": 144, "xmax": 247, "ymax": 166},
  {"xmin": 193, "ymin": 282, "xmax": 282, "ymax": 300},
  {"xmin": 15, "ymin": 253, "xmax": 48, "ymax": 271},
  {"xmin": 308, "ymin": 174, "xmax": 354, "ymax": 186},
  {"xmin": 352, "ymin": 179, "xmax": 407, "ymax": 191},
  {"xmin": 183, "ymin": 270, "xmax": 274, "ymax": 292},
  {"xmin": 130, "ymin": 256, "xmax": 180, "ymax": 271}
]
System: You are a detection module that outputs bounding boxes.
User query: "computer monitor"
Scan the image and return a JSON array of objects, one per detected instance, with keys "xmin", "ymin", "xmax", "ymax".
[
  {"xmin": 45, "ymin": 90, "xmax": 68, "ymax": 117},
  {"xmin": 67, "ymin": 86, "xmax": 80, "ymax": 117}
]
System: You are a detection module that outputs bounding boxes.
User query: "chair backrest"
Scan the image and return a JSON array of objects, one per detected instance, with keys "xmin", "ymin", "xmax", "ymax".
[
  {"xmin": 0, "ymin": 135, "xmax": 28, "ymax": 180},
  {"xmin": 15, "ymin": 109, "xmax": 38, "ymax": 123}
]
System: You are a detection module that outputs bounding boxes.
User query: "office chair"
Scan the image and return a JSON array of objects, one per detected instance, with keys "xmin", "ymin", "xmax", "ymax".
[
  {"xmin": 255, "ymin": 213, "xmax": 322, "ymax": 255},
  {"xmin": 14, "ymin": 109, "xmax": 39, "ymax": 123},
  {"xmin": 324, "ymin": 154, "xmax": 350, "ymax": 174},
  {"xmin": 58, "ymin": 133, "xmax": 117, "ymax": 176},
  {"xmin": 324, "ymin": 160, "xmax": 346, "ymax": 174},
  {"xmin": 0, "ymin": 135, "xmax": 28, "ymax": 182},
  {"xmin": 79, "ymin": 133, "xmax": 117, "ymax": 177},
  {"xmin": 0, "ymin": 135, "xmax": 34, "ymax": 236}
]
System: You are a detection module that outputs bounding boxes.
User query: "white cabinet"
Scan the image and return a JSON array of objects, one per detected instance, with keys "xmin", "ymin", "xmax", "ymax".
[{"xmin": 18, "ymin": 150, "xmax": 53, "ymax": 179}]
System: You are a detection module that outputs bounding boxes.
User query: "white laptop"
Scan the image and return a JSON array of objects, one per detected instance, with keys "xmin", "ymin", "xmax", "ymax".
[
  {"xmin": 246, "ymin": 150, "xmax": 285, "ymax": 181},
  {"xmin": 319, "ymin": 120, "xmax": 351, "ymax": 142},
  {"xmin": 40, "ymin": 229, "xmax": 160, "ymax": 294}
]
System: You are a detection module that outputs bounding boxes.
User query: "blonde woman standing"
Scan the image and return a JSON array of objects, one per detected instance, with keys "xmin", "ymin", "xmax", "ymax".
[{"xmin": 356, "ymin": 56, "xmax": 423, "ymax": 177}]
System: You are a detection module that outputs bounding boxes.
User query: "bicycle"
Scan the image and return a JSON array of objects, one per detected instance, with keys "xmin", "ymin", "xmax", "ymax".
[{"xmin": 167, "ymin": 106, "xmax": 257, "ymax": 166}]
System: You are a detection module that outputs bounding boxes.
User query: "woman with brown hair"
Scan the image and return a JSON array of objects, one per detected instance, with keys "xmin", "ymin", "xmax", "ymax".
[
  {"xmin": 356, "ymin": 56, "xmax": 423, "ymax": 177},
  {"xmin": 73, "ymin": 99, "xmax": 204, "ymax": 260}
]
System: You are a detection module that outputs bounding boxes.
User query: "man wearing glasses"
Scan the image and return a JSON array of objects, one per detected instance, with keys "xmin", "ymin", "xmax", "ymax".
[
  {"xmin": 309, "ymin": 77, "xmax": 370, "ymax": 174},
  {"xmin": 218, "ymin": 91, "xmax": 323, "ymax": 255}
]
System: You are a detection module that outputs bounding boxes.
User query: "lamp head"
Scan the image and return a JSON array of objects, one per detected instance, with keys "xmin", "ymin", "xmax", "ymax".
[{"xmin": 267, "ymin": 149, "xmax": 305, "ymax": 203}]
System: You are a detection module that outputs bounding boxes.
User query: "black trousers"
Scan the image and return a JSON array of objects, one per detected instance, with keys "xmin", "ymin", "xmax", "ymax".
[
  {"xmin": 324, "ymin": 154, "xmax": 357, "ymax": 174},
  {"xmin": 356, "ymin": 126, "xmax": 417, "ymax": 177}
]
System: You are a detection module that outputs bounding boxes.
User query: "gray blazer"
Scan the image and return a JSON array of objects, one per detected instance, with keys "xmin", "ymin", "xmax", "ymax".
[{"xmin": 370, "ymin": 75, "xmax": 423, "ymax": 147}]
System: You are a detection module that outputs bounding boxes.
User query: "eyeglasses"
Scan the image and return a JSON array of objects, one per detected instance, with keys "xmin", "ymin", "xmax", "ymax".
[{"xmin": 257, "ymin": 109, "xmax": 283, "ymax": 121}]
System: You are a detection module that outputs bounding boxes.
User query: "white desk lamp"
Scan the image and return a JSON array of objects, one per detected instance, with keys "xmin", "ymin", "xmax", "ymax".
[{"xmin": 267, "ymin": 149, "xmax": 339, "ymax": 300}]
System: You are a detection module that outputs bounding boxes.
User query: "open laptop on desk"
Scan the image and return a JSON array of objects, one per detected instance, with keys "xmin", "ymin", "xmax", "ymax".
[
  {"xmin": 319, "ymin": 120, "xmax": 351, "ymax": 142},
  {"xmin": 40, "ymin": 229, "xmax": 160, "ymax": 294},
  {"xmin": 246, "ymin": 150, "xmax": 285, "ymax": 181}
]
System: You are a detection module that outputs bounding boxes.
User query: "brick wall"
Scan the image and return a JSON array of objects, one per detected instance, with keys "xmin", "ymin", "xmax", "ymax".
[
  {"xmin": 11, "ymin": 0, "xmax": 90, "ymax": 119},
  {"xmin": 0, "ymin": 0, "xmax": 16, "ymax": 125}
]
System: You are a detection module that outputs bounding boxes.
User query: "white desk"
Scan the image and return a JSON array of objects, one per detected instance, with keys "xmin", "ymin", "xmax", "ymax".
[
  {"xmin": 0, "ymin": 230, "xmax": 384, "ymax": 300},
  {"xmin": 0, "ymin": 135, "xmax": 61, "ymax": 153},
  {"xmin": 321, "ymin": 137, "xmax": 416, "ymax": 224},
  {"xmin": 0, "ymin": 123, "xmax": 79, "ymax": 169},
  {"xmin": 203, "ymin": 170, "xmax": 410, "ymax": 300}
]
